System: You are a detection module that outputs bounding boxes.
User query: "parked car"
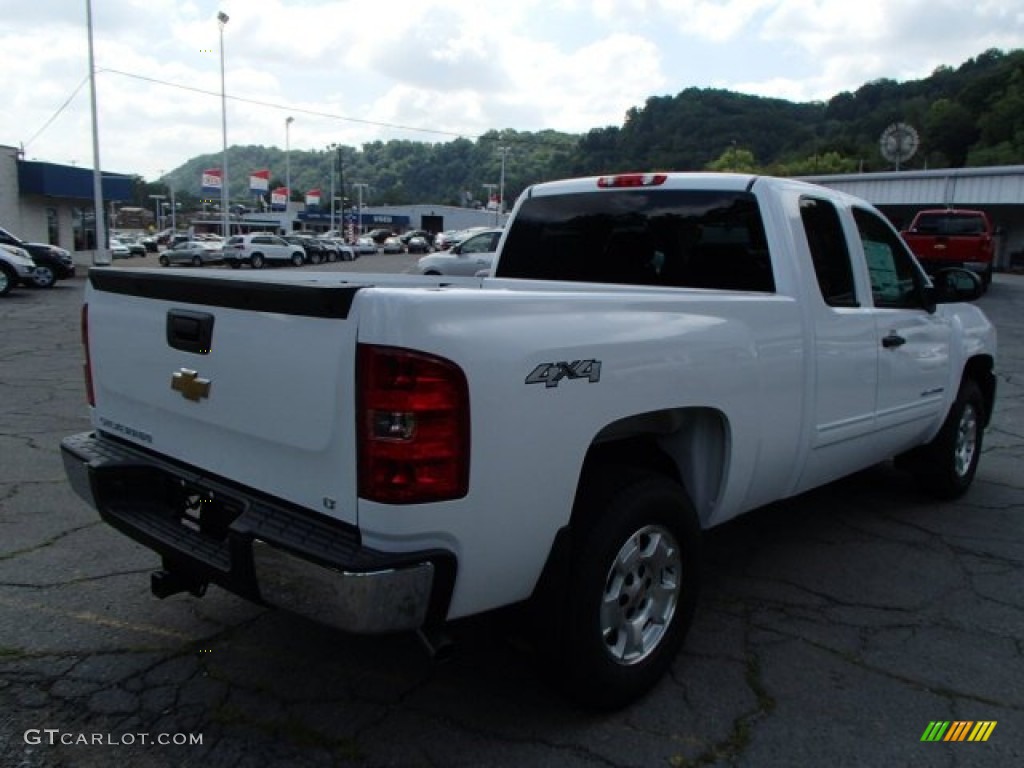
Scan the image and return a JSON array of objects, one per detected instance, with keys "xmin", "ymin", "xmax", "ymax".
[
  {"xmin": 319, "ymin": 237, "xmax": 356, "ymax": 261},
  {"xmin": 353, "ymin": 236, "xmax": 378, "ymax": 255},
  {"xmin": 381, "ymin": 236, "xmax": 404, "ymax": 254},
  {"xmin": 0, "ymin": 243, "xmax": 39, "ymax": 297},
  {"xmin": 139, "ymin": 234, "xmax": 158, "ymax": 253},
  {"xmin": 0, "ymin": 226, "xmax": 75, "ymax": 287},
  {"xmin": 405, "ymin": 235, "xmax": 431, "ymax": 254},
  {"xmin": 158, "ymin": 240, "xmax": 223, "ymax": 267},
  {"xmin": 113, "ymin": 236, "xmax": 146, "ymax": 258},
  {"xmin": 433, "ymin": 230, "xmax": 460, "ymax": 251},
  {"xmin": 221, "ymin": 233, "xmax": 306, "ymax": 269},
  {"xmin": 284, "ymin": 235, "xmax": 327, "ymax": 265},
  {"xmin": 366, "ymin": 228, "xmax": 396, "ymax": 244},
  {"xmin": 400, "ymin": 229, "xmax": 435, "ymax": 248},
  {"xmin": 109, "ymin": 240, "xmax": 131, "ymax": 259},
  {"xmin": 415, "ymin": 228, "xmax": 503, "ymax": 276}
]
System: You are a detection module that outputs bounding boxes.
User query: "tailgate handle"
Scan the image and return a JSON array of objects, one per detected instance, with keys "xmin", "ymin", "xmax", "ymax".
[{"xmin": 167, "ymin": 309, "xmax": 214, "ymax": 354}]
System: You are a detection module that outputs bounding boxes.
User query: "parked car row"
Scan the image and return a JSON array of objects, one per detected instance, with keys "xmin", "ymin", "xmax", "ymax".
[{"xmin": 0, "ymin": 227, "xmax": 77, "ymax": 293}]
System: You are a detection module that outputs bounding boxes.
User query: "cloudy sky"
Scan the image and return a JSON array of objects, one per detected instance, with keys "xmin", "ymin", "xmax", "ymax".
[{"xmin": 2, "ymin": 0, "xmax": 1021, "ymax": 182}]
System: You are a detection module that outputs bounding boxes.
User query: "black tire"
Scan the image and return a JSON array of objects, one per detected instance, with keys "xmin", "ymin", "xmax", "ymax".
[
  {"xmin": 312, "ymin": 252, "xmax": 324, "ymax": 265},
  {"xmin": 0, "ymin": 264, "xmax": 15, "ymax": 297},
  {"xmin": 326, "ymin": 251, "xmax": 338, "ymax": 263},
  {"xmin": 158, "ymin": 254, "xmax": 170, "ymax": 267},
  {"xmin": 191, "ymin": 255, "xmax": 202, "ymax": 267},
  {"xmin": 291, "ymin": 252, "xmax": 305, "ymax": 267},
  {"xmin": 898, "ymin": 379, "xmax": 985, "ymax": 499},
  {"xmin": 544, "ymin": 467, "xmax": 701, "ymax": 710},
  {"xmin": 250, "ymin": 253, "xmax": 265, "ymax": 269},
  {"xmin": 30, "ymin": 265, "xmax": 56, "ymax": 289}
]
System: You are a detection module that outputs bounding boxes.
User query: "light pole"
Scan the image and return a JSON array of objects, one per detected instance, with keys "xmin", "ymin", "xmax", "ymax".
[
  {"xmin": 218, "ymin": 11, "xmax": 230, "ymax": 239},
  {"xmin": 86, "ymin": 0, "xmax": 109, "ymax": 264},
  {"xmin": 497, "ymin": 145, "xmax": 510, "ymax": 225},
  {"xmin": 352, "ymin": 183, "xmax": 369, "ymax": 237},
  {"xmin": 149, "ymin": 194, "xmax": 166, "ymax": 232},
  {"xmin": 482, "ymin": 183, "xmax": 497, "ymax": 214},
  {"xmin": 285, "ymin": 116, "xmax": 294, "ymax": 209}
]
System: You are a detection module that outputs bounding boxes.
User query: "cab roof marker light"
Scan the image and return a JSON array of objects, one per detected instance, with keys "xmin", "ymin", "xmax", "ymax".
[{"xmin": 597, "ymin": 173, "xmax": 668, "ymax": 188}]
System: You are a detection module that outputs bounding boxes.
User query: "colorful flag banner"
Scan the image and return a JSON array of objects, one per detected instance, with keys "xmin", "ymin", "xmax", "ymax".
[
  {"xmin": 271, "ymin": 187, "xmax": 289, "ymax": 208},
  {"xmin": 201, "ymin": 168, "xmax": 222, "ymax": 195},
  {"xmin": 249, "ymin": 169, "xmax": 270, "ymax": 194},
  {"xmin": 305, "ymin": 188, "xmax": 321, "ymax": 207}
]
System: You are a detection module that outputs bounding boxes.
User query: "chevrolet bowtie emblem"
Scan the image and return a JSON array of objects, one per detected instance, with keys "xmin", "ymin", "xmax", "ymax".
[{"xmin": 171, "ymin": 369, "xmax": 212, "ymax": 402}]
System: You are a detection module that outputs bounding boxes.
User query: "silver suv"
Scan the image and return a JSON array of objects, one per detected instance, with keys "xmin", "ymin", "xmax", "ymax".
[{"xmin": 222, "ymin": 233, "xmax": 306, "ymax": 269}]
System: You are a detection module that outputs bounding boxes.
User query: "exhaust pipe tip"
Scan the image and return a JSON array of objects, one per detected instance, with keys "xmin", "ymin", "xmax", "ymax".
[
  {"xmin": 416, "ymin": 627, "xmax": 455, "ymax": 662},
  {"xmin": 151, "ymin": 569, "xmax": 208, "ymax": 600}
]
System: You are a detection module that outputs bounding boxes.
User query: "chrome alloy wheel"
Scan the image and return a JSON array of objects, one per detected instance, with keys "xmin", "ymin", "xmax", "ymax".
[
  {"xmin": 954, "ymin": 402, "xmax": 979, "ymax": 479},
  {"xmin": 600, "ymin": 524, "xmax": 682, "ymax": 665}
]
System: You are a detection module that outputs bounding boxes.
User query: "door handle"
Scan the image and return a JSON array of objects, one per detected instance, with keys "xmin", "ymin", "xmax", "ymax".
[{"xmin": 882, "ymin": 332, "xmax": 906, "ymax": 349}]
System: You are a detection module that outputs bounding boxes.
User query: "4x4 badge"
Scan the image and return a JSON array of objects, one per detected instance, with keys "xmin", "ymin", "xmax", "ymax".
[
  {"xmin": 171, "ymin": 368, "xmax": 212, "ymax": 401},
  {"xmin": 526, "ymin": 360, "xmax": 602, "ymax": 388}
]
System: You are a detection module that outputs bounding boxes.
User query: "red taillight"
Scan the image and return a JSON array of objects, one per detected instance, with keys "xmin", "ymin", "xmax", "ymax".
[
  {"xmin": 82, "ymin": 303, "xmax": 95, "ymax": 406},
  {"xmin": 357, "ymin": 344, "xmax": 469, "ymax": 504},
  {"xmin": 597, "ymin": 173, "xmax": 668, "ymax": 188}
]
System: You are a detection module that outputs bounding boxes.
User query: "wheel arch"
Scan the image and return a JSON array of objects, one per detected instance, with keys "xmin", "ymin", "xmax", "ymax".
[
  {"xmin": 573, "ymin": 407, "xmax": 729, "ymax": 530},
  {"xmin": 963, "ymin": 354, "xmax": 996, "ymax": 428}
]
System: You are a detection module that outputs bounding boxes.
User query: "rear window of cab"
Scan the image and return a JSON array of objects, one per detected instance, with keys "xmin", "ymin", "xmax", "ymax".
[{"xmin": 496, "ymin": 190, "xmax": 774, "ymax": 292}]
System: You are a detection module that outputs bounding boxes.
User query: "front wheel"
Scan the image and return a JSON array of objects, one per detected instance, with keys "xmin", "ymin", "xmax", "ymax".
[
  {"xmin": 31, "ymin": 266, "xmax": 56, "ymax": 289},
  {"xmin": 291, "ymin": 252, "xmax": 305, "ymax": 267},
  {"xmin": 191, "ymin": 255, "xmax": 202, "ymax": 267},
  {"xmin": 544, "ymin": 468, "xmax": 701, "ymax": 709},
  {"xmin": 326, "ymin": 251, "xmax": 338, "ymax": 263},
  {"xmin": 158, "ymin": 254, "xmax": 170, "ymax": 267},
  {"xmin": 0, "ymin": 264, "xmax": 15, "ymax": 297},
  {"xmin": 249, "ymin": 254, "xmax": 265, "ymax": 269},
  {"xmin": 898, "ymin": 379, "xmax": 985, "ymax": 499}
]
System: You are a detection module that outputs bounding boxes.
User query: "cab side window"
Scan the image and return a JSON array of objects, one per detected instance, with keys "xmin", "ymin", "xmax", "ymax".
[
  {"xmin": 799, "ymin": 197, "xmax": 857, "ymax": 307},
  {"xmin": 852, "ymin": 207, "xmax": 923, "ymax": 309}
]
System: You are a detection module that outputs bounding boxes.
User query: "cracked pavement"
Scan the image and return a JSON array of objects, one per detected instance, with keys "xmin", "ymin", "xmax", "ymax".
[{"xmin": 1, "ymin": 264, "xmax": 1022, "ymax": 767}]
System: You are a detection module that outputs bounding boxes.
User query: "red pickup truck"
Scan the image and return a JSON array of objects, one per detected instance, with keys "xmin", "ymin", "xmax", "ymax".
[{"xmin": 900, "ymin": 209, "xmax": 996, "ymax": 289}]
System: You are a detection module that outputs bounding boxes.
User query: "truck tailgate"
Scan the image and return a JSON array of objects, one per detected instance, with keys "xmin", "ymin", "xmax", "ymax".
[{"xmin": 85, "ymin": 269, "xmax": 364, "ymax": 525}]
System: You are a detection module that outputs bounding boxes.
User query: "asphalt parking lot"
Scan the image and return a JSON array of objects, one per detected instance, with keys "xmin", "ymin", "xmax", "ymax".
[{"xmin": 1, "ymin": 260, "xmax": 1022, "ymax": 767}]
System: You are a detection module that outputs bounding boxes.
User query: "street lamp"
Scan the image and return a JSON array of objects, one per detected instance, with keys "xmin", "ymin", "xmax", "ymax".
[
  {"xmin": 218, "ymin": 11, "xmax": 230, "ymax": 239},
  {"xmin": 352, "ymin": 183, "xmax": 369, "ymax": 237},
  {"xmin": 149, "ymin": 194, "xmax": 166, "ymax": 231},
  {"xmin": 497, "ymin": 145, "xmax": 510, "ymax": 224},
  {"xmin": 285, "ymin": 116, "xmax": 294, "ymax": 209}
]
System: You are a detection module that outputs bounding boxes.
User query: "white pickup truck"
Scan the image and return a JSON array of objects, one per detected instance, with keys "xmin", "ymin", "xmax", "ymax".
[{"xmin": 62, "ymin": 173, "xmax": 996, "ymax": 708}]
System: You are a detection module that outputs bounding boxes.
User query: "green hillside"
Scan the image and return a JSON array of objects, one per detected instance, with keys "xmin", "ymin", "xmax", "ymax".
[{"xmin": 135, "ymin": 48, "xmax": 1024, "ymax": 212}]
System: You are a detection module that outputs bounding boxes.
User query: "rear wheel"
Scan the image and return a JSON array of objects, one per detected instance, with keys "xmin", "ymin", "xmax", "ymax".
[
  {"xmin": 326, "ymin": 251, "xmax": 338, "ymax": 263},
  {"xmin": 228, "ymin": 261, "xmax": 241, "ymax": 269},
  {"xmin": 898, "ymin": 379, "xmax": 985, "ymax": 499},
  {"xmin": 191, "ymin": 255, "xmax": 202, "ymax": 267},
  {"xmin": 541, "ymin": 467, "xmax": 701, "ymax": 710},
  {"xmin": 158, "ymin": 254, "xmax": 170, "ymax": 267},
  {"xmin": 249, "ymin": 253, "xmax": 265, "ymax": 269}
]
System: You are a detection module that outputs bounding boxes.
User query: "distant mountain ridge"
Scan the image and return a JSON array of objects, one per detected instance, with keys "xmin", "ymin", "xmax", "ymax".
[{"xmin": 150, "ymin": 48, "xmax": 1023, "ymax": 210}]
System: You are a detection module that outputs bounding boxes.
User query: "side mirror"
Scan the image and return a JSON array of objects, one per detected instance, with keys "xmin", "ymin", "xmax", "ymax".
[{"xmin": 930, "ymin": 268, "xmax": 984, "ymax": 304}]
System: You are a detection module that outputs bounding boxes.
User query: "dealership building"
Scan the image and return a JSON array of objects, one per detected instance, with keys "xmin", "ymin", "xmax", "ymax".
[{"xmin": 3, "ymin": 144, "xmax": 1022, "ymax": 269}]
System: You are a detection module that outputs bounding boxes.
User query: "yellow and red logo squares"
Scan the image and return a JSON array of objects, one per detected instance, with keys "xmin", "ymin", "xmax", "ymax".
[{"xmin": 921, "ymin": 721, "xmax": 997, "ymax": 742}]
